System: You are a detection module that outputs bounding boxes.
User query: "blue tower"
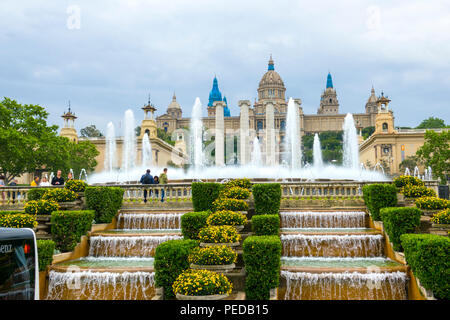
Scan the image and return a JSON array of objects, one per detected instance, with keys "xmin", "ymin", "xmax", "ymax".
[
  {"xmin": 326, "ymin": 72, "xmax": 333, "ymax": 89},
  {"xmin": 208, "ymin": 76, "xmax": 222, "ymax": 107},
  {"xmin": 223, "ymin": 96, "xmax": 231, "ymax": 117}
]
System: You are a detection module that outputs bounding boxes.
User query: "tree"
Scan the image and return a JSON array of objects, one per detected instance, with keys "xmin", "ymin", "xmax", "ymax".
[
  {"xmin": 157, "ymin": 128, "xmax": 175, "ymax": 146},
  {"xmin": 399, "ymin": 155, "xmax": 422, "ymax": 174},
  {"xmin": 80, "ymin": 125, "xmax": 103, "ymax": 137},
  {"xmin": 416, "ymin": 117, "xmax": 447, "ymax": 129},
  {"xmin": 135, "ymin": 126, "xmax": 141, "ymax": 137},
  {"xmin": 0, "ymin": 98, "xmax": 99, "ymax": 183},
  {"xmin": 416, "ymin": 130, "xmax": 450, "ymax": 184},
  {"xmin": 361, "ymin": 126, "xmax": 375, "ymax": 140}
]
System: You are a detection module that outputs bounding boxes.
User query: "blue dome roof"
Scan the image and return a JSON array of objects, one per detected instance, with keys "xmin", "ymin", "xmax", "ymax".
[
  {"xmin": 223, "ymin": 96, "xmax": 231, "ymax": 117},
  {"xmin": 208, "ymin": 76, "xmax": 222, "ymax": 107}
]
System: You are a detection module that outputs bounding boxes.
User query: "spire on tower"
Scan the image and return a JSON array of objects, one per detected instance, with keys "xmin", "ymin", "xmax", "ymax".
[
  {"xmin": 268, "ymin": 55, "xmax": 274, "ymax": 71},
  {"xmin": 326, "ymin": 73, "xmax": 333, "ymax": 89}
]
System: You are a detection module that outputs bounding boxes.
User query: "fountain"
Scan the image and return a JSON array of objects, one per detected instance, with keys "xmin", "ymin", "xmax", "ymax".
[
  {"xmin": 284, "ymin": 98, "xmax": 301, "ymax": 168},
  {"xmin": 141, "ymin": 133, "xmax": 153, "ymax": 168},
  {"xmin": 189, "ymin": 97, "xmax": 204, "ymax": 170},
  {"xmin": 413, "ymin": 166, "xmax": 420, "ymax": 178},
  {"xmin": 342, "ymin": 113, "xmax": 359, "ymax": 170},
  {"xmin": 313, "ymin": 134, "xmax": 323, "ymax": 168},
  {"xmin": 122, "ymin": 109, "xmax": 137, "ymax": 173},
  {"xmin": 104, "ymin": 122, "xmax": 117, "ymax": 172},
  {"xmin": 251, "ymin": 137, "xmax": 263, "ymax": 167},
  {"xmin": 79, "ymin": 169, "xmax": 88, "ymax": 181},
  {"xmin": 404, "ymin": 167, "xmax": 411, "ymax": 176}
]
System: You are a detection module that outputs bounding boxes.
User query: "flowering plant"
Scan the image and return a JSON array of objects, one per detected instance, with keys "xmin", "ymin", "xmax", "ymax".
[
  {"xmin": 172, "ymin": 269, "xmax": 232, "ymax": 296},
  {"xmin": 212, "ymin": 198, "xmax": 248, "ymax": 212},
  {"xmin": 393, "ymin": 175, "xmax": 424, "ymax": 188},
  {"xmin": 65, "ymin": 179, "xmax": 88, "ymax": 192},
  {"xmin": 0, "ymin": 213, "xmax": 38, "ymax": 228},
  {"xmin": 42, "ymin": 188, "xmax": 78, "ymax": 202},
  {"xmin": 415, "ymin": 197, "xmax": 450, "ymax": 210},
  {"xmin": 431, "ymin": 209, "xmax": 450, "ymax": 225},
  {"xmin": 219, "ymin": 186, "xmax": 251, "ymax": 200},
  {"xmin": 198, "ymin": 225, "xmax": 241, "ymax": 243},
  {"xmin": 207, "ymin": 210, "xmax": 247, "ymax": 226},
  {"xmin": 224, "ymin": 178, "xmax": 252, "ymax": 190},
  {"xmin": 24, "ymin": 199, "xmax": 59, "ymax": 215},
  {"xmin": 402, "ymin": 185, "xmax": 436, "ymax": 198},
  {"xmin": 188, "ymin": 245, "xmax": 237, "ymax": 265}
]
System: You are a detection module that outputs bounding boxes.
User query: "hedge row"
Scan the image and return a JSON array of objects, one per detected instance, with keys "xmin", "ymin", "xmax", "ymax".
[
  {"xmin": 252, "ymin": 214, "xmax": 280, "ymax": 236},
  {"xmin": 27, "ymin": 188, "xmax": 48, "ymax": 201},
  {"xmin": 362, "ymin": 184, "xmax": 397, "ymax": 221},
  {"xmin": 401, "ymin": 234, "xmax": 450, "ymax": 300},
  {"xmin": 180, "ymin": 211, "xmax": 210, "ymax": 240},
  {"xmin": 154, "ymin": 239, "xmax": 199, "ymax": 299},
  {"xmin": 85, "ymin": 186, "xmax": 124, "ymax": 223},
  {"xmin": 191, "ymin": 182, "xmax": 223, "ymax": 212},
  {"xmin": 37, "ymin": 239, "xmax": 55, "ymax": 272},
  {"xmin": 51, "ymin": 210, "xmax": 95, "ymax": 252},
  {"xmin": 243, "ymin": 235, "xmax": 282, "ymax": 300},
  {"xmin": 252, "ymin": 184, "xmax": 281, "ymax": 215},
  {"xmin": 380, "ymin": 207, "xmax": 421, "ymax": 251}
]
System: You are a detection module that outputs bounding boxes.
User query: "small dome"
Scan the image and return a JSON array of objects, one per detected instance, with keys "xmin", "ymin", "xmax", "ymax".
[
  {"xmin": 167, "ymin": 93, "xmax": 181, "ymax": 110},
  {"xmin": 258, "ymin": 56, "xmax": 285, "ymax": 91},
  {"xmin": 367, "ymin": 87, "xmax": 377, "ymax": 103}
]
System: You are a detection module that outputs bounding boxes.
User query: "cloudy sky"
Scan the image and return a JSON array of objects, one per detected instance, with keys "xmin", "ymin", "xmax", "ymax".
[{"xmin": 1, "ymin": 0, "xmax": 449, "ymax": 135}]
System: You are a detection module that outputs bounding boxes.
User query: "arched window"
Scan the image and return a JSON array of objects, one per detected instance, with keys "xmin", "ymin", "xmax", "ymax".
[
  {"xmin": 145, "ymin": 129, "xmax": 150, "ymax": 135},
  {"xmin": 382, "ymin": 123, "xmax": 388, "ymax": 132},
  {"xmin": 329, "ymin": 98, "xmax": 332, "ymax": 103},
  {"xmin": 257, "ymin": 121, "xmax": 263, "ymax": 131}
]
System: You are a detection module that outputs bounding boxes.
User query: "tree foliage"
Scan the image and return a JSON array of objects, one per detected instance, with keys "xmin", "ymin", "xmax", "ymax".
[
  {"xmin": 302, "ymin": 131, "xmax": 343, "ymax": 164},
  {"xmin": 80, "ymin": 125, "xmax": 103, "ymax": 137},
  {"xmin": 416, "ymin": 117, "xmax": 447, "ymax": 129},
  {"xmin": 416, "ymin": 130, "xmax": 450, "ymax": 184}
]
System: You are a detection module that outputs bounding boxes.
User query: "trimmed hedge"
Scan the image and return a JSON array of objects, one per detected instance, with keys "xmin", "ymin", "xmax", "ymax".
[
  {"xmin": 0, "ymin": 213, "xmax": 37, "ymax": 228},
  {"xmin": 252, "ymin": 184, "xmax": 281, "ymax": 215},
  {"xmin": 65, "ymin": 179, "xmax": 88, "ymax": 192},
  {"xmin": 24, "ymin": 199, "xmax": 59, "ymax": 215},
  {"xmin": 252, "ymin": 214, "xmax": 280, "ymax": 236},
  {"xmin": 225, "ymin": 178, "xmax": 252, "ymax": 190},
  {"xmin": 27, "ymin": 188, "xmax": 48, "ymax": 201},
  {"xmin": 212, "ymin": 198, "xmax": 249, "ymax": 212},
  {"xmin": 207, "ymin": 210, "xmax": 247, "ymax": 226},
  {"xmin": 42, "ymin": 188, "xmax": 78, "ymax": 202},
  {"xmin": 154, "ymin": 239, "xmax": 199, "ymax": 299},
  {"xmin": 51, "ymin": 210, "xmax": 95, "ymax": 252},
  {"xmin": 380, "ymin": 207, "xmax": 421, "ymax": 251},
  {"xmin": 219, "ymin": 186, "xmax": 251, "ymax": 200},
  {"xmin": 415, "ymin": 197, "xmax": 450, "ymax": 210},
  {"xmin": 37, "ymin": 239, "xmax": 55, "ymax": 272},
  {"xmin": 181, "ymin": 211, "xmax": 210, "ymax": 240},
  {"xmin": 362, "ymin": 184, "xmax": 397, "ymax": 221},
  {"xmin": 243, "ymin": 235, "xmax": 282, "ymax": 300},
  {"xmin": 0, "ymin": 210, "xmax": 24, "ymax": 215},
  {"xmin": 191, "ymin": 182, "xmax": 223, "ymax": 212},
  {"xmin": 402, "ymin": 185, "xmax": 436, "ymax": 198},
  {"xmin": 85, "ymin": 186, "xmax": 124, "ymax": 223},
  {"xmin": 401, "ymin": 234, "xmax": 450, "ymax": 300}
]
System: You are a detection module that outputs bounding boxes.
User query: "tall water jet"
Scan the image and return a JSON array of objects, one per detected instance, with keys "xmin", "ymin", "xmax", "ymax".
[
  {"xmin": 141, "ymin": 133, "xmax": 153, "ymax": 168},
  {"xmin": 189, "ymin": 98, "xmax": 204, "ymax": 169},
  {"xmin": 251, "ymin": 137, "xmax": 263, "ymax": 166},
  {"xmin": 104, "ymin": 122, "xmax": 117, "ymax": 172},
  {"xmin": 122, "ymin": 109, "xmax": 137, "ymax": 173},
  {"xmin": 313, "ymin": 134, "xmax": 323, "ymax": 168},
  {"xmin": 342, "ymin": 113, "xmax": 359, "ymax": 169},
  {"xmin": 284, "ymin": 98, "xmax": 301, "ymax": 168}
]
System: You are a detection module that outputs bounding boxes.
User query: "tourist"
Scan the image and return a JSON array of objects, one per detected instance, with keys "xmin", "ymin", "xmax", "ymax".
[
  {"xmin": 40, "ymin": 177, "xmax": 50, "ymax": 187},
  {"xmin": 0, "ymin": 175, "xmax": 5, "ymax": 202},
  {"xmin": 67, "ymin": 172, "xmax": 73, "ymax": 181},
  {"xmin": 51, "ymin": 170, "xmax": 64, "ymax": 186},
  {"xmin": 153, "ymin": 176, "xmax": 160, "ymax": 198},
  {"xmin": 30, "ymin": 176, "xmax": 40, "ymax": 187},
  {"xmin": 140, "ymin": 169, "xmax": 154, "ymax": 203},
  {"xmin": 159, "ymin": 168, "xmax": 168, "ymax": 202}
]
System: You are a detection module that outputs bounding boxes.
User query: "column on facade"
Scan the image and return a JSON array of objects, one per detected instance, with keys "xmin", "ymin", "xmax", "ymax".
[
  {"xmin": 264, "ymin": 101, "xmax": 276, "ymax": 166},
  {"xmin": 214, "ymin": 101, "xmax": 225, "ymax": 166},
  {"xmin": 238, "ymin": 100, "xmax": 251, "ymax": 165}
]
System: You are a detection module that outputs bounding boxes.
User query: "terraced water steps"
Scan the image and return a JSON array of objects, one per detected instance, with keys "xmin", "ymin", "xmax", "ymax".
[
  {"xmin": 280, "ymin": 211, "xmax": 368, "ymax": 229},
  {"xmin": 52, "ymin": 257, "xmax": 155, "ymax": 270},
  {"xmin": 93, "ymin": 229, "xmax": 182, "ymax": 236},
  {"xmin": 280, "ymin": 228, "xmax": 381, "ymax": 235},
  {"xmin": 116, "ymin": 211, "xmax": 186, "ymax": 229}
]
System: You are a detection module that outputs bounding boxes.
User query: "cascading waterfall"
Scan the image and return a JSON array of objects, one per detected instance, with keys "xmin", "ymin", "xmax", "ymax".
[
  {"xmin": 141, "ymin": 133, "xmax": 153, "ymax": 168},
  {"xmin": 281, "ymin": 270, "xmax": 407, "ymax": 300},
  {"xmin": 89, "ymin": 235, "xmax": 182, "ymax": 257},
  {"xmin": 342, "ymin": 113, "xmax": 359, "ymax": 169},
  {"xmin": 117, "ymin": 213, "xmax": 183, "ymax": 230},
  {"xmin": 280, "ymin": 234, "xmax": 384, "ymax": 257},
  {"xmin": 46, "ymin": 270, "xmax": 155, "ymax": 300},
  {"xmin": 190, "ymin": 97, "xmax": 204, "ymax": 169},
  {"xmin": 121, "ymin": 109, "xmax": 137, "ymax": 172},
  {"xmin": 280, "ymin": 211, "xmax": 366, "ymax": 229},
  {"xmin": 251, "ymin": 137, "xmax": 263, "ymax": 166},
  {"xmin": 104, "ymin": 122, "xmax": 117, "ymax": 172},
  {"xmin": 284, "ymin": 98, "xmax": 301, "ymax": 168},
  {"xmin": 313, "ymin": 134, "xmax": 323, "ymax": 168}
]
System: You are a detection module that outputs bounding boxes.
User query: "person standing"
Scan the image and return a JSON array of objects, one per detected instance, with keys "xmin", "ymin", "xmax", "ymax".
[
  {"xmin": 67, "ymin": 172, "xmax": 73, "ymax": 181},
  {"xmin": 159, "ymin": 168, "xmax": 168, "ymax": 202},
  {"xmin": 8, "ymin": 179, "xmax": 17, "ymax": 204},
  {"xmin": 51, "ymin": 170, "xmax": 65, "ymax": 186},
  {"xmin": 0, "ymin": 175, "xmax": 5, "ymax": 202},
  {"xmin": 40, "ymin": 177, "xmax": 50, "ymax": 187},
  {"xmin": 153, "ymin": 176, "xmax": 160, "ymax": 199},
  {"xmin": 30, "ymin": 176, "xmax": 40, "ymax": 187},
  {"xmin": 140, "ymin": 169, "xmax": 154, "ymax": 203}
]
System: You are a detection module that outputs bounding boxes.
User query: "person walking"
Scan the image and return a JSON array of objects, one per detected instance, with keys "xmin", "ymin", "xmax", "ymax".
[
  {"xmin": 159, "ymin": 168, "xmax": 168, "ymax": 202},
  {"xmin": 30, "ymin": 176, "xmax": 40, "ymax": 187},
  {"xmin": 51, "ymin": 170, "xmax": 64, "ymax": 186},
  {"xmin": 140, "ymin": 169, "xmax": 154, "ymax": 203}
]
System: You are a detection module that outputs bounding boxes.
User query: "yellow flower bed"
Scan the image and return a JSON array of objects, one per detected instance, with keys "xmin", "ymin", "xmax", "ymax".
[
  {"xmin": 24, "ymin": 199, "xmax": 59, "ymax": 215},
  {"xmin": 65, "ymin": 179, "xmax": 88, "ymax": 192},
  {"xmin": 431, "ymin": 209, "xmax": 450, "ymax": 225},
  {"xmin": 172, "ymin": 269, "xmax": 232, "ymax": 296},
  {"xmin": 393, "ymin": 175, "xmax": 424, "ymax": 188},
  {"xmin": 0, "ymin": 213, "xmax": 38, "ymax": 228},
  {"xmin": 415, "ymin": 196, "xmax": 450, "ymax": 210},
  {"xmin": 198, "ymin": 225, "xmax": 241, "ymax": 243},
  {"xmin": 42, "ymin": 188, "xmax": 78, "ymax": 202},
  {"xmin": 188, "ymin": 245, "xmax": 237, "ymax": 265},
  {"xmin": 402, "ymin": 185, "xmax": 436, "ymax": 198},
  {"xmin": 219, "ymin": 186, "xmax": 251, "ymax": 200},
  {"xmin": 207, "ymin": 210, "xmax": 247, "ymax": 226},
  {"xmin": 212, "ymin": 198, "xmax": 249, "ymax": 212}
]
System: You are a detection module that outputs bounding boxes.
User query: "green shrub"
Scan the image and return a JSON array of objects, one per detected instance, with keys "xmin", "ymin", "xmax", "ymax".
[
  {"xmin": 252, "ymin": 214, "xmax": 280, "ymax": 236},
  {"xmin": 85, "ymin": 186, "xmax": 124, "ymax": 223},
  {"xmin": 402, "ymin": 185, "xmax": 436, "ymax": 198},
  {"xmin": 431, "ymin": 209, "xmax": 450, "ymax": 225},
  {"xmin": 207, "ymin": 210, "xmax": 247, "ymax": 226},
  {"xmin": 198, "ymin": 225, "xmax": 241, "ymax": 243},
  {"xmin": 380, "ymin": 207, "xmax": 421, "ymax": 251},
  {"xmin": 172, "ymin": 269, "xmax": 232, "ymax": 296},
  {"xmin": 252, "ymin": 184, "xmax": 281, "ymax": 215},
  {"xmin": 188, "ymin": 245, "xmax": 237, "ymax": 265},
  {"xmin": 51, "ymin": 210, "xmax": 95, "ymax": 252},
  {"xmin": 0, "ymin": 213, "xmax": 37, "ymax": 228},
  {"xmin": 362, "ymin": 184, "xmax": 398, "ymax": 221},
  {"xmin": 42, "ymin": 188, "xmax": 78, "ymax": 202},
  {"xmin": 243, "ymin": 235, "xmax": 282, "ymax": 300},
  {"xmin": 0, "ymin": 210, "xmax": 24, "ymax": 215},
  {"xmin": 225, "ymin": 178, "xmax": 252, "ymax": 190},
  {"xmin": 415, "ymin": 196, "xmax": 450, "ymax": 210},
  {"xmin": 401, "ymin": 234, "xmax": 450, "ymax": 299},
  {"xmin": 37, "ymin": 239, "xmax": 55, "ymax": 272},
  {"xmin": 191, "ymin": 182, "xmax": 223, "ymax": 211},
  {"xmin": 219, "ymin": 186, "xmax": 251, "ymax": 200},
  {"xmin": 27, "ymin": 188, "xmax": 48, "ymax": 201},
  {"xmin": 154, "ymin": 239, "xmax": 199, "ymax": 299},
  {"xmin": 212, "ymin": 198, "xmax": 249, "ymax": 212},
  {"xmin": 65, "ymin": 179, "xmax": 88, "ymax": 192},
  {"xmin": 24, "ymin": 199, "xmax": 59, "ymax": 215},
  {"xmin": 181, "ymin": 211, "xmax": 210, "ymax": 240},
  {"xmin": 393, "ymin": 176, "xmax": 424, "ymax": 188}
]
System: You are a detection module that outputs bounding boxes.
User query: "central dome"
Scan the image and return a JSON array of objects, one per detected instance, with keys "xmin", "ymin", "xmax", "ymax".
[{"xmin": 257, "ymin": 56, "xmax": 286, "ymax": 101}]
